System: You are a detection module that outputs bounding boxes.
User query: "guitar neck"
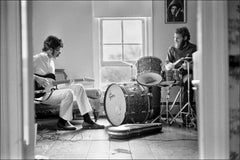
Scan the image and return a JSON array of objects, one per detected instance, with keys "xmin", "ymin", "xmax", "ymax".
[
  {"xmin": 52, "ymin": 80, "xmax": 69, "ymax": 86},
  {"xmin": 52, "ymin": 78, "xmax": 94, "ymax": 86}
]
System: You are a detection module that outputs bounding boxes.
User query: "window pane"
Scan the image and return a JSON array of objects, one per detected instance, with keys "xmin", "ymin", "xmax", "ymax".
[
  {"xmin": 101, "ymin": 66, "xmax": 131, "ymax": 83},
  {"xmin": 124, "ymin": 45, "xmax": 142, "ymax": 61},
  {"xmin": 101, "ymin": 66, "xmax": 137, "ymax": 90},
  {"xmin": 123, "ymin": 20, "xmax": 142, "ymax": 43},
  {"xmin": 102, "ymin": 20, "xmax": 121, "ymax": 43},
  {"xmin": 103, "ymin": 45, "xmax": 122, "ymax": 61}
]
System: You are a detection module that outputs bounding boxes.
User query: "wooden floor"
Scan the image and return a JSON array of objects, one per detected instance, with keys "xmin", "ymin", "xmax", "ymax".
[{"xmin": 35, "ymin": 118, "xmax": 198, "ymax": 159}]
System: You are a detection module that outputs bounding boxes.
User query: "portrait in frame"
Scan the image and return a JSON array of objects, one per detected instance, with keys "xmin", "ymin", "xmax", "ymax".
[{"xmin": 165, "ymin": 0, "xmax": 187, "ymax": 23}]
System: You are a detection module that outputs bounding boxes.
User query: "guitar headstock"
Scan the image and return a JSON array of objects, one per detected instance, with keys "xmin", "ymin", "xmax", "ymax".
[{"xmin": 84, "ymin": 77, "xmax": 94, "ymax": 82}]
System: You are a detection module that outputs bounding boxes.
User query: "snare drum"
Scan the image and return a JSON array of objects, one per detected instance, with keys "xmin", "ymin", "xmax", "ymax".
[
  {"xmin": 104, "ymin": 83, "xmax": 160, "ymax": 126},
  {"xmin": 136, "ymin": 56, "xmax": 162, "ymax": 86},
  {"xmin": 160, "ymin": 69, "xmax": 182, "ymax": 86},
  {"xmin": 165, "ymin": 69, "xmax": 181, "ymax": 82}
]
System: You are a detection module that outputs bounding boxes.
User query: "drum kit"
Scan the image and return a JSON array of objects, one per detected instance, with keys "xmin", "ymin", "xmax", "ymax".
[{"xmin": 104, "ymin": 56, "xmax": 195, "ymax": 138}]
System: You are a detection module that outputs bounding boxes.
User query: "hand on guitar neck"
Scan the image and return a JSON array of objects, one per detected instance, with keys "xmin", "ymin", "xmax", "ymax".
[{"xmin": 52, "ymin": 77, "xmax": 94, "ymax": 86}]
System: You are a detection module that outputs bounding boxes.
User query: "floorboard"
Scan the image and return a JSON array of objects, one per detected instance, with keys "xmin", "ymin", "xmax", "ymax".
[
  {"xmin": 109, "ymin": 140, "xmax": 132, "ymax": 159},
  {"xmin": 86, "ymin": 141, "xmax": 109, "ymax": 159},
  {"xmin": 35, "ymin": 117, "xmax": 198, "ymax": 159},
  {"xmin": 129, "ymin": 140, "xmax": 156, "ymax": 159}
]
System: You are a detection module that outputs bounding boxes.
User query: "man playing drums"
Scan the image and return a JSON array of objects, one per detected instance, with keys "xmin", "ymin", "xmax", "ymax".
[{"xmin": 165, "ymin": 27, "xmax": 197, "ymax": 126}]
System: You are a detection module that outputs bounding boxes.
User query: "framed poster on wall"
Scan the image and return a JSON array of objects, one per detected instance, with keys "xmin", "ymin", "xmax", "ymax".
[{"xmin": 165, "ymin": 0, "xmax": 187, "ymax": 23}]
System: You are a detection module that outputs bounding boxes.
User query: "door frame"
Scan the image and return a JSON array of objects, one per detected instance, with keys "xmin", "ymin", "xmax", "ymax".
[
  {"xmin": 196, "ymin": 1, "xmax": 229, "ymax": 159},
  {"xmin": 0, "ymin": 1, "xmax": 34, "ymax": 159}
]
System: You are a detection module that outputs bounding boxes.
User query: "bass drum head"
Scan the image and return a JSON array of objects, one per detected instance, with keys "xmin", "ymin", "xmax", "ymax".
[{"xmin": 104, "ymin": 84, "xmax": 126, "ymax": 126}]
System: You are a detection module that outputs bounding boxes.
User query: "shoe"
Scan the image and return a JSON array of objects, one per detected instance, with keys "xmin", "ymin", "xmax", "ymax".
[
  {"xmin": 57, "ymin": 121, "xmax": 77, "ymax": 130},
  {"xmin": 82, "ymin": 122, "xmax": 105, "ymax": 129}
]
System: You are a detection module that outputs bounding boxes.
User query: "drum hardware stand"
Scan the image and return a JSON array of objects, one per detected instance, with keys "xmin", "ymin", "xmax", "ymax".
[
  {"xmin": 121, "ymin": 61, "xmax": 134, "ymax": 81},
  {"xmin": 150, "ymin": 85, "xmax": 162, "ymax": 123},
  {"xmin": 151, "ymin": 82, "xmax": 182, "ymax": 124},
  {"xmin": 146, "ymin": 87, "xmax": 157, "ymax": 123},
  {"xmin": 147, "ymin": 89, "xmax": 153, "ymax": 116},
  {"xmin": 169, "ymin": 59, "xmax": 196, "ymax": 128},
  {"xmin": 161, "ymin": 84, "xmax": 174, "ymax": 124},
  {"xmin": 168, "ymin": 86, "xmax": 182, "ymax": 124}
]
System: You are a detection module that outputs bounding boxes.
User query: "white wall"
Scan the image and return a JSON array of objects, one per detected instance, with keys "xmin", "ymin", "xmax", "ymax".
[
  {"xmin": 32, "ymin": 1, "xmax": 93, "ymax": 79},
  {"xmin": 31, "ymin": 1, "xmax": 197, "ymax": 80},
  {"xmin": 93, "ymin": 1, "xmax": 152, "ymax": 17}
]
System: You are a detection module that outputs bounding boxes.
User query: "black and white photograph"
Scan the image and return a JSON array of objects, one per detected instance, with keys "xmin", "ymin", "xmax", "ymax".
[
  {"xmin": 165, "ymin": 0, "xmax": 186, "ymax": 23},
  {"xmin": 1, "ymin": 0, "xmax": 239, "ymax": 160}
]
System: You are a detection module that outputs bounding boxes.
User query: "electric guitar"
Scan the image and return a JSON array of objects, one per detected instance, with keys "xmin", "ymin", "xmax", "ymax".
[{"xmin": 34, "ymin": 73, "xmax": 94, "ymax": 98}]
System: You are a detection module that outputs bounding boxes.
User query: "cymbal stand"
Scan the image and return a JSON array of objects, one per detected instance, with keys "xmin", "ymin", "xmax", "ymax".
[
  {"xmin": 161, "ymin": 84, "xmax": 175, "ymax": 124},
  {"xmin": 168, "ymin": 85, "xmax": 182, "ymax": 124},
  {"xmin": 169, "ymin": 60, "xmax": 195, "ymax": 127},
  {"xmin": 121, "ymin": 61, "xmax": 134, "ymax": 81},
  {"xmin": 151, "ymin": 82, "xmax": 181, "ymax": 124}
]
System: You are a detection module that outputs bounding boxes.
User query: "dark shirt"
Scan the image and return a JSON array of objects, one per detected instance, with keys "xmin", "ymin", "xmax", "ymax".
[{"xmin": 166, "ymin": 42, "xmax": 197, "ymax": 74}]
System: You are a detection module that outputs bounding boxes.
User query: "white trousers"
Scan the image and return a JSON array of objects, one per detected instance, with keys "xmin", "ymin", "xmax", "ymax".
[{"xmin": 42, "ymin": 83, "xmax": 92, "ymax": 121}]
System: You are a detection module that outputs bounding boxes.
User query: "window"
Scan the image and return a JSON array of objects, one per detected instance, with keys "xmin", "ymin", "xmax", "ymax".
[{"xmin": 100, "ymin": 18, "xmax": 149, "ymax": 90}]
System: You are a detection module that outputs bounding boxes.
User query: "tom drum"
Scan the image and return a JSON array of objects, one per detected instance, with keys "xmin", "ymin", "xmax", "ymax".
[{"xmin": 136, "ymin": 56, "xmax": 162, "ymax": 86}]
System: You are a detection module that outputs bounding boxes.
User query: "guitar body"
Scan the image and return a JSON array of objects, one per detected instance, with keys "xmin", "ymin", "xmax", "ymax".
[{"xmin": 34, "ymin": 73, "xmax": 56, "ymax": 98}]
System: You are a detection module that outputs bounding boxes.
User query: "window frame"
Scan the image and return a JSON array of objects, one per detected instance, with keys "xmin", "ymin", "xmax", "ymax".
[
  {"xmin": 100, "ymin": 18, "xmax": 147, "ymax": 67},
  {"xmin": 92, "ymin": 17, "xmax": 152, "ymax": 88}
]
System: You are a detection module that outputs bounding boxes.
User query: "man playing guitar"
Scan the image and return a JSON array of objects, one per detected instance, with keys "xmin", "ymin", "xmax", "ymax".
[{"xmin": 33, "ymin": 35, "xmax": 104, "ymax": 130}]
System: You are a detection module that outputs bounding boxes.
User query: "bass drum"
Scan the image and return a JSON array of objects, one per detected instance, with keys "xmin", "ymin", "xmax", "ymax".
[{"xmin": 104, "ymin": 83, "xmax": 161, "ymax": 126}]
